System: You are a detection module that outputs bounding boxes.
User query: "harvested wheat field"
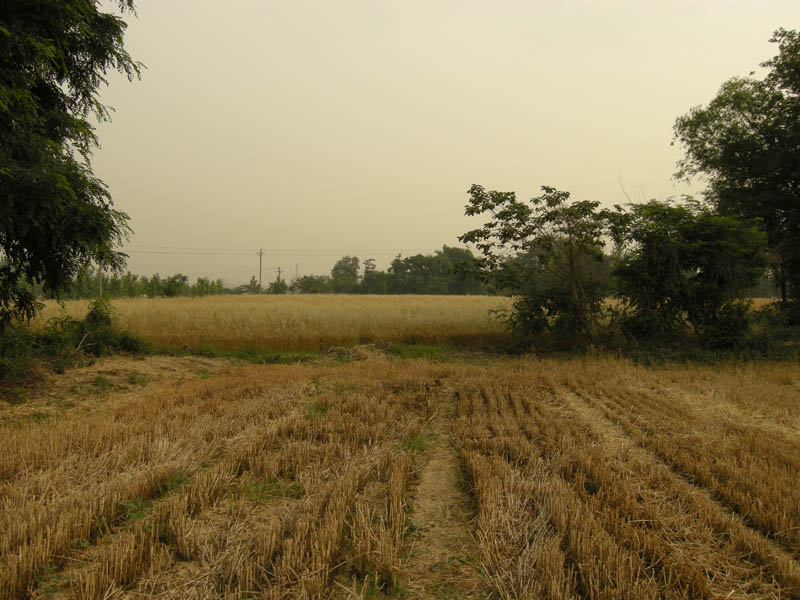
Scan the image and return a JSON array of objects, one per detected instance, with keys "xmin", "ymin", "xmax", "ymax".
[{"xmin": 3, "ymin": 353, "xmax": 800, "ymax": 599}]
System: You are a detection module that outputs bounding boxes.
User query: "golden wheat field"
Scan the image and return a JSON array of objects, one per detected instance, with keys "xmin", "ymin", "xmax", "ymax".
[
  {"xmin": 3, "ymin": 352, "xmax": 800, "ymax": 599},
  {"xmin": 34, "ymin": 296, "xmax": 512, "ymax": 351}
]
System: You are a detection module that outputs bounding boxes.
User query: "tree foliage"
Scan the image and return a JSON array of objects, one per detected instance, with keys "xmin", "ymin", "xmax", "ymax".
[
  {"xmin": 330, "ymin": 256, "xmax": 360, "ymax": 293},
  {"xmin": 267, "ymin": 278, "xmax": 289, "ymax": 294},
  {"xmin": 61, "ymin": 268, "xmax": 226, "ymax": 298},
  {"xmin": 459, "ymin": 185, "xmax": 608, "ymax": 344},
  {"xmin": 606, "ymin": 199, "xmax": 766, "ymax": 346},
  {"xmin": 673, "ymin": 28, "xmax": 800, "ymax": 298},
  {"xmin": 386, "ymin": 246, "xmax": 486, "ymax": 295},
  {"xmin": 460, "ymin": 184, "xmax": 767, "ymax": 349},
  {"xmin": 290, "ymin": 275, "xmax": 332, "ymax": 294},
  {"xmin": 54, "ymin": 246, "xmax": 486, "ymax": 298},
  {"xmin": 0, "ymin": 0, "xmax": 139, "ymax": 326}
]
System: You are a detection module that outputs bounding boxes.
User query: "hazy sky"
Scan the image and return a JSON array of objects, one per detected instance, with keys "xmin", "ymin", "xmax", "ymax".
[{"xmin": 91, "ymin": 0, "xmax": 799, "ymax": 285}]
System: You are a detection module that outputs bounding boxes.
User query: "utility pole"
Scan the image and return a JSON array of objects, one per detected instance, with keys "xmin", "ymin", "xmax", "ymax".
[
  {"xmin": 98, "ymin": 259, "xmax": 103, "ymax": 298},
  {"xmin": 257, "ymin": 248, "xmax": 265, "ymax": 294},
  {"xmin": 275, "ymin": 266, "xmax": 282, "ymax": 281}
]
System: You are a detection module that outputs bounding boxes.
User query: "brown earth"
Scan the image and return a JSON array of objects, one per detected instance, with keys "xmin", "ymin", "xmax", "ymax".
[{"xmin": 401, "ymin": 395, "xmax": 488, "ymax": 599}]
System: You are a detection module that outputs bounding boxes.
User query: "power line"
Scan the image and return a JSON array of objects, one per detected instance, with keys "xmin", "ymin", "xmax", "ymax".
[
  {"xmin": 124, "ymin": 250, "xmax": 253, "ymax": 256},
  {"xmin": 125, "ymin": 244, "xmax": 446, "ymax": 255},
  {"xmin": 126, "ymin": 245, "xmax": 256, "ymax": 252},
  {"xmin": 124, "ymin": 249, "xmax": 441, "ymax": 257}
]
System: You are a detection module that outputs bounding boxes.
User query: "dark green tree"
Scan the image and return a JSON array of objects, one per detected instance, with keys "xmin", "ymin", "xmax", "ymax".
[
  {"xmin": 290, "ymin": 275, "xmax": 331, "ymax": 294},
  {"xmin": 0, "ymin": 0, "xmax": 140, "ymax": 326},
  {"xmin": 163, "ymin": 274, "xmax": 190, "ymax": 298},
  {"xmin": 460, "ymin": 185, "xmax": 608, "ymax": 344},
  {"xmin": 119, "ymin": 271, "xmax": 141, "ymax": 297},
  {"xmin": 65, "ymin": 265, "xmax": 96, "ymax": 299},
  {"xmin": 245, "ymin": 275, "xmax": 260, "ymax": 295},
  {"xmin": 267, "ymin": 277, "xmax": 289, "ymax": 294},
  {"xmin": 438, "ymin": 245, "xmax": 486, "ymax": 295},
  {"xmin": 606, "ymin": 199, "xmax": 766, "ymax": 347},
  {"xmin": 361, "ymin": 258, "xmax": 389, "ymax": 294},
  {"xmin": 383, "ymin": 247, "xmax": 485, "ymax": 295},
  {"xmin": 330, "ymin": 256, "xmax": 360, "ymax": 293},
  {"xmin": 388, "ymin": 254, "xmax": 450, "ymax": 294},
  {"xmin": 193, "ymin": 277, "xmax": 225, "ymax": 297},
  {"xmin": 673, "ymin": 28, "xmax": 800, "ymax": 299}
]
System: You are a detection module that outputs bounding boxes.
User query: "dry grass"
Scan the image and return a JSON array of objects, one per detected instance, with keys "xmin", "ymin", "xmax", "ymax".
[
  {"xmin": 455, "ymin": 358, "xmax": 800, "ymax": 599},
  {"xmin": 3, "ymin": 358, "xmax": 438, "ymax": 599},
  {"xmin": 34, "ymin": 295, "xmax": 511, "ymax": 351},
  {"xmin": 4, "ymin": 354, "xmax": 800, "ymax": 599}
]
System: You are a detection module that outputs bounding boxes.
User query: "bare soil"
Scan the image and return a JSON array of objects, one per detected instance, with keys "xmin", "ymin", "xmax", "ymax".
[{"xmin": 402, "ymin": 397, "xmax": 488, "ymax": 599}]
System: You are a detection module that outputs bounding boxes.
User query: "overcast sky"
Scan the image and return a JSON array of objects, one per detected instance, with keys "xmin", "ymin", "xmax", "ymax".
[{"xmin": 92, "ymin": 0, "xmax": 799, "ymax": 285}]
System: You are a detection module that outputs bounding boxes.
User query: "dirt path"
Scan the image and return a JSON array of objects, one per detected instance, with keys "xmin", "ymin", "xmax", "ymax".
[{"xmin": 402, "ymin": 396, "xmax": 487, "ymax": 599}]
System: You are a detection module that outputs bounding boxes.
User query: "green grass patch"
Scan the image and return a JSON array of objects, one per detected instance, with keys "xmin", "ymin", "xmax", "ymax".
[
  {"xmin": 157, "ymin": 473, "xmax": 189, "ymax": 495},
  {"xmin": 388, "ymin": 344, "xmax": 457, "ymax": 361},
  {"xmin": 398, "ymin": 429, "xmax": 435, "ymax": 453},
  {"xmin": 157, "ymin": 344, "xmax": 323, "ymax": 365},
  {"xmin": 4, "ymin": 386, "xmax": 30, "ymax": 405},
  {"xmin": 334, "ymin": 382, "xmax": 358, "ymax": 394},
  {"xmin": 70, "ymin": 537, "xmax": 92, "ymax": 550},
  {"xmin": 241, "ymin": 477, "xmax": 301, "ymax": 504},
  {"xmin": 117, "ymin": 497, "xmax": 151, "ymax": 524},
  {"xmin": 91, "ymin": 375, "xmax": 113, "ymax": 391},
  {"xmin": 34, "ymin": 563, "xmax": 62, "ymax": 596},
  {"xmin": 24, "ymin": 411, "xmax": 50, "ymax": 423},
  {"xmin": 194, "ymin": 367, "xmax": 213, "ymax": 379},
  {"xmin": 126, "ymin": 371, "xmax": 148, "ymax": 386},
  {"xmin": 307, "ymin": 401, "xmax": 330, "ymax": 419},
  {"xmin": 342, "ymin": 573, "xmax": 405, "ymax": 599},
  {"xmin": 115, "ymin": 473, "xmax": 188, "ymax": 528}
]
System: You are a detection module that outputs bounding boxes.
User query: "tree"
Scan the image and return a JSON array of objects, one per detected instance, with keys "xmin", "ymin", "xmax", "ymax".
[
  {"xmin": 460, "ymin": 185, "xmax": 608, "ymax": 345},
  {"xmin": 290, "ymin": 275, "xmax": 331, "ymax": 294},
  {"xmin": 438, "ymin": 245, "xmax": 486, "ymax": 295},
  {"xmin": 144, "ymin": 273, "xmax": 164, "ymax": 297},
  {"xmin": 361, "ymin": 258, "xmax": 389, "ymax": 294},
  {"xmin": 163, "ymin": 274, "xmax": 190, "ymax": 297},
  {"xmin": 119, "ymin": 271, "xmax": 141, "ymax": 297},
  {"xmin": 245, "ymin": 275, "xmax": 260, "ymax": 295},
  {"xmin": 673, "ymin": 28, "xmax": 800, "ymax": 299},
  {"xmin": 382, "ymin": 247, "xmax": 485, "ymax": 295},
  {"xmin": 330, "ymin": 256, "xmax": 360, "ymax": 293},
  {"xmin": 0, "ymin": 1, "xmax": 140, "ymax": 327},
  {"xmin": 193, "ymin": 277, "xmax": 225, "ymax": 297},
  {"xmin": 388, "ymin": 253, "xmax": 450, "ymax": 294},
  {"xmin": 606, "ymin": 199, "xmax": 766, "ymax": 346},
  {"xmin": 267, "ymin": 278, "xmax": 288, "ymax": 294}
]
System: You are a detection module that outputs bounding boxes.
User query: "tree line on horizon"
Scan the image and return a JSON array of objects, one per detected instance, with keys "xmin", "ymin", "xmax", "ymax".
[
  {"xmin": 54, "ymin": 238, "xmax": 778, "ymax": 303},
  {"xmin": 54, "ymin": 245, "xmax": 490, "ymax": 299}
]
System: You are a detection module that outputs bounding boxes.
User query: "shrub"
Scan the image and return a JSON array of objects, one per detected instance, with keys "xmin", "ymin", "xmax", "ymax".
[
  {"xmin": 698, "ymin": 301, "xmax": 752, "ymax": 349},
  {"xmin": 0, "ymin": 299, "xmax": 148, "ymax": 384},
  {"xmin": 607, "ymin": 199, "xmax": 766, "ymax": 349}
]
